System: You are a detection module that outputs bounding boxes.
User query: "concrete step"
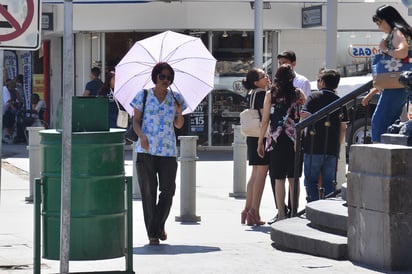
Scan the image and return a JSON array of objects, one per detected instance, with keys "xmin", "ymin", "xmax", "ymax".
[
  {"xmin": 305, "ymin": 198, "xmax": 348, "ymax": 236},
  {"xmin": 271, "ymin": 216, "xmax": 347, "ymax": 260}
]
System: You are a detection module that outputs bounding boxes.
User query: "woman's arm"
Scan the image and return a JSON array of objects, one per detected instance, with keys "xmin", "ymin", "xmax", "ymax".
[
  {"xmin": 174, "ymin": 102, "xmax": 184, "ymax": 129},
  {"xmin": 361, "ymin": 88, "xmax": 381, "ymax": 107},
  {"xmin": 297, "ymin": 88, "xmax": 306, "ymax": 106},
  {"xmin": 133, "ymin": 108, "xmax": 149, "ymax": 150},
  {"xmin": 381, "ymin": 29, "xmax": 409, "ymax": 59},
  {"xmin": 257, "ymin": 90, "xmax": 271, "ymax": 158}
]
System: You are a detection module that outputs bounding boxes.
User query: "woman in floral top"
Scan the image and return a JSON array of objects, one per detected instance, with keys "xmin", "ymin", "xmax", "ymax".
[
  {"xmin": 130, "ymin": 62, "xmax": 186, "ymax": 245},
  {"xmin": 257, "ymin": 64, "xmax": 305, "ymax": 221}
]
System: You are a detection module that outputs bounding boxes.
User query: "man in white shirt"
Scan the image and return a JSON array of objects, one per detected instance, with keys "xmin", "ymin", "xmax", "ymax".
[{"xmin": 277, "ymin": 50, "xmax": 311, "ymax": 97}]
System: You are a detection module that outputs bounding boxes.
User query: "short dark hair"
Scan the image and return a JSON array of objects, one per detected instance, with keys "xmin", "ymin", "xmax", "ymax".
[
  {"xmin": 242, "ymin": 68, "xmax": 260, "ymax": 90},
  {"xmin": 91, "ymin": 67, "xmax": 101, "ymax": 77},
  {"xmin": 277, "ymin": 50, "xmax": 296, "ymax": 62},
  {"xmin": 319, "ymin": 69, "xmax": 340, "ymax": 90},
  {"xmin": 31, "ymin": 93, "xmax": 40, "ymax": 101},
  {"xmin": 151, "ymin": 62, "xmax": 175, "ymax": 84}
]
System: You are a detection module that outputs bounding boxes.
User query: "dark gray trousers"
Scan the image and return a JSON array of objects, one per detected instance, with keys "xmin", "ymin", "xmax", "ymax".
[{"xmin": 136, "ymin": 153, "xmax": 177, "ymax": 239}]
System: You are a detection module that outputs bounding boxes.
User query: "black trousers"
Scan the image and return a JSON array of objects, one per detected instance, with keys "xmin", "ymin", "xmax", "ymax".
[{"xmin": 136, "ymin": 153, "xmax": 177, "ymax": 239}]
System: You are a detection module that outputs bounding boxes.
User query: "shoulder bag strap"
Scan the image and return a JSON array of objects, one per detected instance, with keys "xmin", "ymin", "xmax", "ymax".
[
  {"xmin": 141, "ymin": 89, "xmax": 148, "ymax": 124},
  {"xmin": 251, "ymin": 89, "xmax": 262, "ymax": 120},
  {"xmin": 114, "ymin": 95, "xmax": 121, "ymax": 110}
]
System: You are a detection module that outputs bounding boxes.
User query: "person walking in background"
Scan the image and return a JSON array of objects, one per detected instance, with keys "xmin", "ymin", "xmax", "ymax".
[
  {"xmin": 240, "ymin": 68, "xmax": 270, "ymax": 226},
  {"xmin": 15, "ymin": 75, "xmax": 25, "ymax": 109},
  {"xmin": 83, "ymin": 67, "xmax": 103, "ymax": 96},
  {"xmin": 362, "ymin": 5, "xmax": 412, "ymax": 143},
  {"xmin": 2, "ymin": 80, "xmax": 23, "ymax": 144},
  {"xmin": 258, "ymin": 64, "xmax": 305, "ymax": 221},
  {"xmin": 130, "ymin": 62, "xmax": 186, "ymax": 245},
  {"xmin": 300, "ymin": 69, "xmax": 348, "ymax": 202},
  {"xmin": 28, "ymin": 93, "xmax": 47, "ymax": 127},
  {"xmin": 98, "ymin": 70, "xmax": 123, "ymax": 128}
]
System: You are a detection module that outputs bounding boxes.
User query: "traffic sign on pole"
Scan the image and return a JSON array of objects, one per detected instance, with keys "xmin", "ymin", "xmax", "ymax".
[{"xmin": 0, "ymin": 0, "xmax": 41, "ymax": 50}]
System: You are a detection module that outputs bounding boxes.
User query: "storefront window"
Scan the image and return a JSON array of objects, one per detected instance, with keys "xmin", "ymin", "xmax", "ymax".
[{"xmin": 104, "ymin": 30, "xmax": 273, "ymax": 146}]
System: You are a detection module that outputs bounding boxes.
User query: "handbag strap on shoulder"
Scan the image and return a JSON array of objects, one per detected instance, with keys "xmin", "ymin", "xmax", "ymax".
[
  {"xmin": 249, "ymin": 90, "xmax": 256, "ymax": 109},
  {"xmin": 113, "ymin": 92, "xmax": 121, "ymax": 110},
  {"xmin": 250, "ymin": 89, "xmax": 262, "ymax": 120},
  {"xmin": 141, "ymin": 89, "xmax": 148, "ymax": 120}
]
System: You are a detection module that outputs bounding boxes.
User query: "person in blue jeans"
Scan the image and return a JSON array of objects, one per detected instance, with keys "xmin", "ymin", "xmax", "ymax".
[
  {"xmin": 362, "ymin": 5, "xmax": 412, "ymax": 142},
  {"xmin": 300, "ymin": 69, "xmax": 348, "ymax": 202}
]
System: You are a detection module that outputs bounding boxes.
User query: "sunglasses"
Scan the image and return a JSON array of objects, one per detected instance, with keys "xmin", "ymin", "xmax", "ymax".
[{"xmin": 158, "ymin": 74, "xmax": 173, "ymax": 81}]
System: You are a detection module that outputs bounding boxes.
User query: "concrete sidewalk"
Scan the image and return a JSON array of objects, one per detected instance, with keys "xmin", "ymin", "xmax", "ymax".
[{"xmin": 0, "ymin": 143, "xmax": 392, "ymax": 274}]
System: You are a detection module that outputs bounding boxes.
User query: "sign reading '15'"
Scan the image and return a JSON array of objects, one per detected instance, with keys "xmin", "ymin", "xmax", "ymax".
[{"xmin": 0, "ymin": 0, "xmax": 41, "ymax": 50}]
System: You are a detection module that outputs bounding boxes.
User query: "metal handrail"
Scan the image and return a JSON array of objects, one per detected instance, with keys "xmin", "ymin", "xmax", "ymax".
[{"xmin": 291, "ymin": 80, "xmax": 373, "ymax": 217}]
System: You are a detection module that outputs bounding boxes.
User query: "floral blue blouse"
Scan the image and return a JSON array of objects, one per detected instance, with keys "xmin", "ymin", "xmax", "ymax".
[{"xmin": 130, "ymin": 88, "xmax": 187, "ymax": 157}]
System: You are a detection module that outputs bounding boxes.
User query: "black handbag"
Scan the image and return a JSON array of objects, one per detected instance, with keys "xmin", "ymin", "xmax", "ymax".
[{"xmin": 125, "ymin": 89, "xmax": 148, "ymax": 142}]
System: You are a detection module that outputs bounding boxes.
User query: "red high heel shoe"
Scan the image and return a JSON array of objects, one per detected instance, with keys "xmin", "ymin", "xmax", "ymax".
[
  {"xmin": 241, "ymin": 209, "xmax": 248, "ymax": 224},
  {"xmin": 246, "ymin": 209, "xmax": 265, "ymax": 226}
]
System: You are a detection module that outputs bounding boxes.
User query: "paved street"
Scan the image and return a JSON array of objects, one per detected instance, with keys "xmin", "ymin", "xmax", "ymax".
[{"xmin": 0, "ymin": 143, "xmax": 405, "ymax": 273}]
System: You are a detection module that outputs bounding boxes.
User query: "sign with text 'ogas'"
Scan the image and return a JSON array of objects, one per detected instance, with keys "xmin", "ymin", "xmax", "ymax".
[
  {"xmin": 348, "ymin": 44, "xmax": 380, "ymax": 58},
  {"xmin": 0, "ymin": 0, "xmax": 41, "ymax": 50}
]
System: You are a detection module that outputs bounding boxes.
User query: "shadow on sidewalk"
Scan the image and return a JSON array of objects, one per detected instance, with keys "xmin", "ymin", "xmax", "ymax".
[
  {"xmin": 133, "ymin": 244, "xmax": 221, "ymax": 255},
  {"xmin": 246, "ymin": 225, "xmax": 271, "ymax": 235},
  {"xmin": 1, "ymin": 143, "xmax": 28, "ymax": 159}
]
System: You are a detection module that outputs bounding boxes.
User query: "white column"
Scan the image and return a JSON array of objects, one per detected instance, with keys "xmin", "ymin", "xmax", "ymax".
[
  {"xmin": 26, "ymin": 127, "xmax": 44, "ymax": 202},
  {"xmin": 254, "ymin": 0, "xmax": 263, "ymax": 68},
  {"xmin": 326, "ymin": 0, "xmax": 338, "ymax": 69},
  {"xmin": 175, "ymin": 136, "xmax": 201, "ymax": 222},
  {"xmin": 229, "ymin": 125, "xmax": 247, "ymax": 198}
]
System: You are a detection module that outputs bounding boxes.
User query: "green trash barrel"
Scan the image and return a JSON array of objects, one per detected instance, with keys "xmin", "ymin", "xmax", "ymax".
[{"xmin": 40, "ymin": 129, "xmax": 126, "ymax": 260}]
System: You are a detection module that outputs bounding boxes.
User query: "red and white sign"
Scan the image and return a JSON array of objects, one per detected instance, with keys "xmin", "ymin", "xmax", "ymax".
[{"xmin": 0, "ymin": 0, "xmax": 41, "ymax": 50}]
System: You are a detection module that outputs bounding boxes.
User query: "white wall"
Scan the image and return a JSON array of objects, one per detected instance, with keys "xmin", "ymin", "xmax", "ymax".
[
  {"xmin": 42, "ymin": 0, "xmax": 410, "ymax": 122},
  {"xmin": 278, "ymin": 29, "xmax": 326, "ymax": 81},
  {"xmin": 44, "ymin": 2, "xmax": 409, "ymax": 33}
]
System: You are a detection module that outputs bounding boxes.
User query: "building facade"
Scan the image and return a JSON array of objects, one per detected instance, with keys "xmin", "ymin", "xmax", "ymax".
[{"xmin": 9, "ymin": 0, "xmax": 409, "ymax": 145}]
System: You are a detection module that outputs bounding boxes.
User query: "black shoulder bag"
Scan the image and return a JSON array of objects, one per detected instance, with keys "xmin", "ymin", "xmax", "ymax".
[{"xmin": 125, "ymin": 89, "xmax": 148, "ymax": 142}]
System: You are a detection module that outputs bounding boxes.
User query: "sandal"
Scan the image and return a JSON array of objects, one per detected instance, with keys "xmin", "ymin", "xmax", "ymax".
[
  {"xmin": 149, "ymin": 238, "xmax": 159, "ymax": 245},
  {"xmin": 160, "ymin": 230, "xmax": 167, "ymax": 241}
]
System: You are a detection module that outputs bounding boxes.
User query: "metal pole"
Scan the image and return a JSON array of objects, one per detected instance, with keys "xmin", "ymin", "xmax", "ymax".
[
  {"xmin": 208, "ymin": 31, "xmax": 213, "ymax": 146},
  {"xmin": 125, "ymin": 176, "xmax": 133, "ymax": 272},
  {"xmin": 326, "ymin": 0, "xmax": 338, "ymax": 69},
  {"xmin": 271, "ymin": 31, "xmax": 279, "ymax": 80},
  {"xmin": 254, "ymin": 0, "xmax": 263, "ymax": 68},
  {"xmin": 61, "ymin": 0, "xmax": 74, "ymax": 273},
  {"xmin": 101, "ymin": 32, "xmax": 106, "ymax": 82},
  {"xmin": 0, "ymin": 50, "xmax": 3, "ymax": 204},
  {"xmin": 34, "ymin": 178, "xmax": 41, "ymax": 274}
]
